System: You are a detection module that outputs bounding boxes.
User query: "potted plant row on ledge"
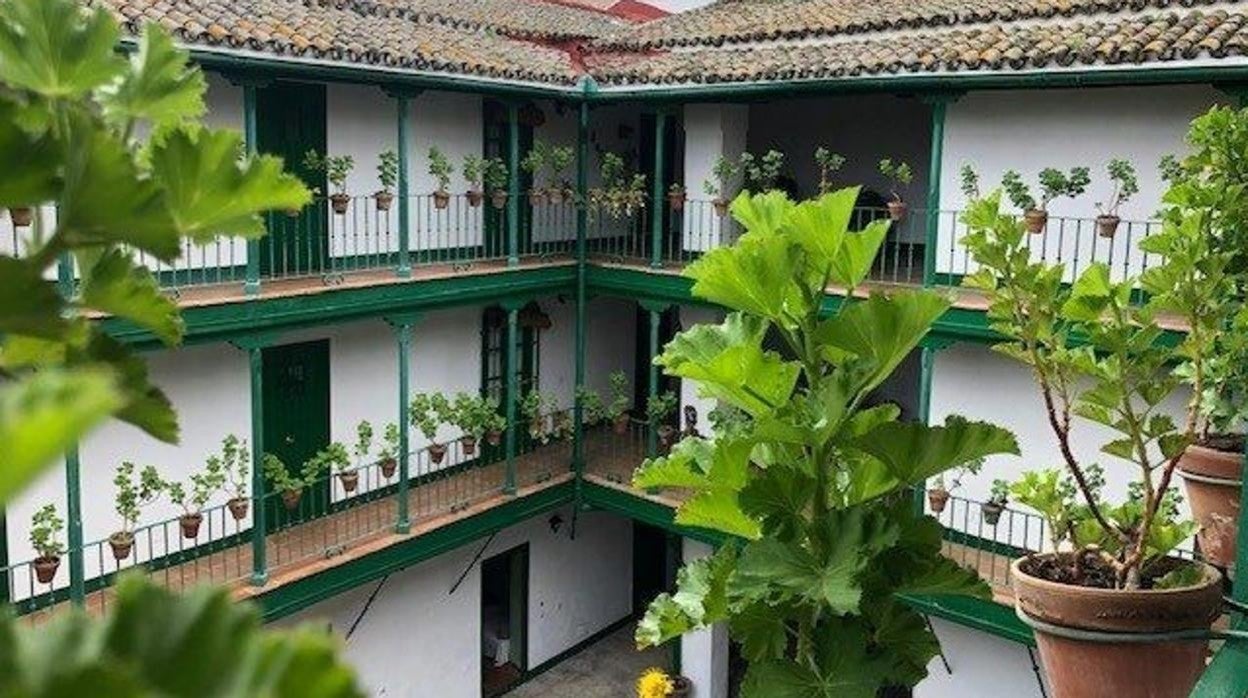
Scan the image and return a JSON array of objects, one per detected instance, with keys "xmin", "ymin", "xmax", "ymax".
[
  {"xmin": 575, "ymin": 370, "xmax": 634, "ymax": 435},
  {"xmin": 409, "ymin": 392, "xmax": 507, "ymax": 464},
  {"xmin": 960, "ymin": 106, "xmax": 1248, "ymax": 696}
]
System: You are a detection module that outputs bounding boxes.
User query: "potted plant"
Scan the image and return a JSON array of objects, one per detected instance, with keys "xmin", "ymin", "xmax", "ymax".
[
  {"xmin": 450, "ymin": 392, "xmax": 486, "ymax": 455},
  {"xmin": 410, "ymin": 392, "xmax": 451, "ymax": 464},
  {"xmin": 110, "ymin": 461, "xmax": 164, "ymax": 560},
  {"xmin": 575, "ymin": 385, "xmax": 606, "ymax": 427},
  {"xmin": 667, "ymin": 182, "xmax": 686, "ymax": 212},
  {"xmin": 547, "ymin": 145, "xmax": 574, "ymax": 204},
  {"xmin": 304, "ymin": 149, "xmax": 355, "ymax": 215},
  {"xmin": 29, "ymin": 504, "xmax": 64, "ymax": 585},
  {"xmin": 962, "ymin": 185, "xmax": 1224, "ymax": 696},
  {"xmin": 219, "ymin": 434, "xmax": 250, "ymax": 521},
  {"xmin": 739, "ymin": 149, "xmax": 784, "ymax": 194},
  {"xmin": 463, "ymin": 155, "xmax": 486, "ymax": 207},
  {"xmin": 521, "ymin": 141, "xmax": 548, "ymax": 204},
  {"xmin": 314, "ymin": 441, "xmax": 353, "ymax": 494},
  {"xmin": 262, "ymin": 453, "xmax": 305, "ymax": 511},
  {"xmin": 427, "ymin": 147, "xmax": 453, "ymax": 210},
  {"xmin": 926, "ymin": 456, "xmax": 983, "ymax": 514},
  {"xmin": 877, "ymin": 158, "xmax": 913, "ymax": 221},
  {"xmin": 980, "ymin": 478, "xmax": 1008, "ymax": 526},
  {"xmin": 1000, "ymin": 166, "xmax": 1090, "ymax": 234},
  {"xmin": 703, "ymin": 155, "xmax": 738, "ymax": 216},
  {"xmin": 347, "ymin": 421, "xmax": 373, "ymax": 493},
  {"xmin": 606, "ymin": 371, "xmax": 632, "ymax": 434},
  {"xmin": 375, "ymin": 149, "xmax": 397, "ymax": 211},
  {"xmin": 814, "ymin": 147, "xmax": 845, "ymax": 194},
  {"xmin": 520, "ymin": 391, "xmax": 558, "ymax": 444},
  {"xmin": 646, "ymin": 391, "xmax": 679, "ymax": 450},
  {"xmin": 1094, "ymin": 158, "xmax": 1138, "ymax": 238},
  {"xmin": 9, "ymin": 206, "xmax": 32, "ymax": 228},
  {"xmin": 1008, "ymin": 465, "xmax": 1106, "ymax": 552},
  {"xmin": 166, "ymin": 457, "xmax": 225, "ymax": 539},
  {"xmin": 589, "ymin": 153, "xmax": 648, "ymax": 219},
  {"xmin": 485, "ymin": 157, "xmax": 509, "ymax": 210},
  {"xmin": 378, "ymin": 422, "xmax": 400, "ymax": 479}
]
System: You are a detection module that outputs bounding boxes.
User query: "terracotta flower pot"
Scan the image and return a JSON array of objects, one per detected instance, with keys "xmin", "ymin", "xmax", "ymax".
[
  {"xmin": 1012, "ymin": 555, "xmax": 1223, "ymax": 698},
  {"xmin": 9, "ymin": 206, "xmax": 33, "ymax": 227},
  {"xmin": 227, "ymin": 497, "xmax": 250, "ymax": 521},
  {"xmin": 547, "ymin": 188, "xmax": 565, "ymax": 206},
  {"xmin": 491, "ymin": 190, "xmax": 509, "ymax": 210},
  {"xmin": 461, "ymin": 435, "xmax": 478, "ymax": 456},
  {"xmin": 886, "ymin": 200, "xmax": 907, "ymax": 222},
  {"xmin": 668, "ymin": 192, "xmax": 686, "ymax": 212},
  {"xmin": 529, "ymin": 188, "xmax": 548, "ymax": 206},
  {"xmin": 179, "ymin": 512, "xmax": 203, "ymax": 539},
  {"xmin": 433, "ymin": 190, "xmax": 450, "ymax": 210},
  {"xmin": 657, "ymin": 424, "xmax": 677, "ymax": 448},
  {"xmin": 712, "ymin": 198, "xmax": 729, "ymax": 217},
  {"xmin": 381, "ymin": 457, "xmax": 397, "ymax": 479},
  {"xmin": 282, "ymin": 488, "xmax": 303, "ymax": 511},
  {"xmin": 429, "ymin": 442, "xmax": 447, "ymax": 464},
  {"xmin": 487, "ymin": 430, "xmax": 504, "ymax": 447},
  {"xmin": 33, "ymin": 556, "xmax": 60, "ymax": 584},
  {"xmin": 1096, "ymin": 214, "xmax": 1120, "ymax": 239},
  {"xmin": 467, "ymin": 189, "xmax": 484, "ymax": 207},
  {"xmin": 927, "ymin": 487, "xmax": 950, "ymax": 514},
  {"xmin": 981, "ymin": 501, "xmax": 1004, "ymax": 526},
  {"xmin": 330, "ymin": 193, "xmax": 351, "ymax": 215},
  {"xmin": 109, "ymin": 531, "xmax": 134, "ymax": 561},
  {"xmin": 374, "ymin": 191, "xmax": 394, "ymax": 211},
  {"xmin": 670, "ymin": 676, "xmax": 693, "ymax": 698},
  {"xmin": 612, "ymin": 414, "xmax": 630, "ymax": 435},
  {"xmin": 1023, "ymin": 208, "xmax": 1048, "ymax": 234},
  {"xmin": 1178, "ymin": 441, "xmax": 1242, "ymax": 569},
  {"xmin": 338, "ymin": 470, "xmax": 360, "ymax": 493}
]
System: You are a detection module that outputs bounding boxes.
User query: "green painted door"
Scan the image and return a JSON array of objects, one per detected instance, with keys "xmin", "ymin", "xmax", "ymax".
[
  {"xmin": 262, "ymin": 340, "xmax": 331, "ymax": 525},
  {"xmin": 257, "ymin": 82, "xmax": 328, "ymax": 278},
  {"xmin": 484, "ymin": 100, "xmax": 534, "ymax": 258}
]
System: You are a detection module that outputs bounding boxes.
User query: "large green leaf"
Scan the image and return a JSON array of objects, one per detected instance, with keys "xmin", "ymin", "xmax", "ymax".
[
  {"xmin": 781, "ymin": 187, "xmax": 858, "ymax": 270},
  {"xmin": 730, "ymin": 190, "xmax": 794, "ymax": 239},
  {"xmin": 0, "ymin": 0, "xmax": 123, "ymax": 98},
  {"xmin": 685, "ymin": 234, "xmax": 808, "ymax": 328},
  {"xmin": 853, "ymin": 416, "xmax": 1018, "ymax": 484},
  {"xmin": 827, "ymin": 219, "xmax": 890, "ymax": 289},
  {"xmin": 98, "ymin": 25, "xmax": 206, "ymax": 129},
  {"xmin": 677, "ymin": 490, "xmax": 761, "ymax": 540},
  {"xmin": 740, "ymin": 621, "xmax": 892, "ymax": 698},
  {"xmin": 0, "ymin": 575, "xmax": 362, "ymax": 697},
  {"xmin": 70, "ymin": 332, "xmax": 179, "ymax": 444},
  {"xmin": 78, "ymin": 249, "xmax": 184, "ymax": 345},
  {"xmin": 636, "ymin": 547, "xmax": 735, "ymax": 648},
  {"xmin": 817, "ymin": 290, "xmax": 950, "ymax": 396},
  {"xmin": 0, "ymin": 369, "xmax": 121, "ymax": 505},
  {"xmin": 149, "ymin": 126, "xmax": 311, "ymax": 241},
  {"xmin": 0, "ymin": 257, "xmax": 69, "ymax": 339},
  {"xmin": 729, "ymin": 602, "xmax": 789, "ymax": 662},
  {"xmin": 0, "ymin": 103, "xmax": 61, "ymax": 208},
  {"xmin": 893, "ymin": 555, "xmax": 991, "ymax": 598}
]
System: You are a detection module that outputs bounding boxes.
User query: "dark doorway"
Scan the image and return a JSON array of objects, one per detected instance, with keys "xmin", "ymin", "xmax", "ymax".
[
  {"xmin": 262, "ymin": 339, "xmax": 331, "ymax": 525},
  {"xmin": 482, "ymin": 544, "xmax": 529, "ymax": 697},
  {"xmin": 483, "ymin": 100, "xmax": 536, "ymax": 258},
  {"xmin": 257, "ymin": 81, "xmax": 328, "ymax": 277},
  {"xmin": 632, "ymin": 522, "xmax": 678, "ymax": 614}
]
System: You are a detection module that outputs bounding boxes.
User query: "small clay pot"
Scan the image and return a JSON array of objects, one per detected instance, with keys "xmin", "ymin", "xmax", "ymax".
[
  {"xmin": 467, "ymin": 189, "xmax": 484, "ymax": 208},
  {"xmin": 282, "ymin": 488, "xmax": 303, "ymax": 511},
  {"xmin": 927, "ymin": 487, "xmax": 950, "ymax": 514},
  {"xmin": 429, "ymin": 442, "xmax": 447, "ymax": 465},
  {"xmin": 657, "ymin": 424, "xmax": 677, "ymax": 448},
  {"xmin": 529, "ymin": 188, "xmax": 548, "ymax": 206},
  {"xmin": 712, "ymin": 198, "xmax": 729, "ymax": 217},
  {"xmin": 461, "ymin": 436, "xmax": 478, "ymax": 456},
  {"xmin": 668, "ymin": 192, "xmax": 686, "ymax": 212},
  {"xmin": 227, "ymin": 497, "xmax": 250, "ymax": 521},
  {"xmin": 33, "ymin": 556, "xmax": 60, "ymax": 584},
  {"xmin": 1023, "ymin": 208, "xmax": 1048, "ymax": 234},
  {"xmin": 487, "ymin": 430, "xmax": 504, "ymax": 447},
  {"xmin": 980, "ymin": 501, "xmax": 1004, "ymax": 526},
  {"xmin": 432, "ymin": 190, "xmax": 450, "ymax": 210},
  {"xmin": 109, "ymin": 532, "xmax": 134, "ymax": 561},
  {"xmin": 491, "ymin": 190, "xmax": 509, "ymax": 210},
  {"xmin": 547, "ymin": 188, "xmax": 565, "ymax": 206},
  {"xmin": 338, "ymin": 470, "xmax": 360, "ymax": 493},
  {"xmin": 179, "ymin": 512, "xmax": 203, "ymax": 539},
  {"xmin": 886, "ymin": 200, "xmax": 907, "ymax": 222},
  {"xmin": 374, "ymin": 191, "xmax": 394, "ymax": 211},
  {"xmin": 1178, "ymin": 442, "xmax": 1242, "ymax": 569},
  {"xmin": 612, "ymin": 414, "xmax": 630, "ymax": 435},
  {"xmin": 669, "ymin": 676, "xmax": 693, "ymax": 698},
  {"xmin": 1012, "ymin": 556, "xmax": 1223, "ymax": 698},
  {"xmin": 330, "ymin": 193, "xmax": 351, "ymax": 215},
  {"xmin": 9, "ymin": 206, "xmax": 33, "ymax": 228},
  {"xmin": 380, "ymin": 457, "xmax": 398, "ymax": 479},
  {"xmin": 1096, "ymin": 214, "xmax": 1121, "ymax": 238}
]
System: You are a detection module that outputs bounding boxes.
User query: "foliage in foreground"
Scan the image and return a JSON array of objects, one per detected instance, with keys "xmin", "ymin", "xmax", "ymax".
[{"xmin": 632, "ymin": 190, "xmax": 1018, "ymax": 697}]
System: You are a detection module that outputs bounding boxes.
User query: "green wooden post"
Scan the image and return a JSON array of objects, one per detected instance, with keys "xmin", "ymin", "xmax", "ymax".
[
  {"xmin": 507, "ymin": 102, "xmax": 521, "ymax": 267},
  {"xmin": 395, "ymin": 92, "xmax": 413, "ymax": 278},
  {"xmin": 646, "ymin": 306, "xmax": 662, "ymax": 457},
  {"xmin": 650, "ymin": 111, "xmax": 668, "ymax": 269},
  {"xmin": 0, "ymin": 509, "xmax": 7, "ymax": 604},
  {"xmin": 504, "ymin": 302, "xmax": 521, "ymax": 494},
  {"xmin": 243, "ymin": 83, "xmax": 262, "ymax": 296},
  {"xmin": 387, "ymin": 316, "xmax": 420, "ymax": 533},
  {"xmin": 246, "ymin": 344, "xmax": 268, "ymax": 585},
  {"xmin": 573, "ymin": 102, "xmax": 590, "ymax": 476},
  {"xmin": 64, "ymin": 445, "xmax": 85, "ymax": 605},
  {"xmin": 921, "ymin": 94, "xmax": 957, "ymax": 288}
]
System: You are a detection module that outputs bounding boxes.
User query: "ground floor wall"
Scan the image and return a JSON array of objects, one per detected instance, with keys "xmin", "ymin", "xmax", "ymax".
[{"xmin": 916, "ymin": 619, "xmax": 1046, "ymax": 697}]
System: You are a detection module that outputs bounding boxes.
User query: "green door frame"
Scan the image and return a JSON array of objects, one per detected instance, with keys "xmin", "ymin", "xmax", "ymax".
[
  {"xmin": 261, "ymin": 339, "xmax": 332, "ymax": 525},
  {"xmin": 482, "ymin": 542, "xmax": 530, "ymax": 682},
  {"xmin": 484, "ymin": 100, "xmax": 534, "ymax": 258}
]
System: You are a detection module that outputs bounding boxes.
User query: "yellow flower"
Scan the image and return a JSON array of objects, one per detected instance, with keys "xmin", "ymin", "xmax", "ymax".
[{"xmin": 637, "ymin": 667, "xmax": 673, "ymax": 698}]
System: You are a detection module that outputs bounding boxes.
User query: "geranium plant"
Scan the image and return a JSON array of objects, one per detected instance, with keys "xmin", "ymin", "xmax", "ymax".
[
  {"xmin": 999, "ymin": 166, "xmax": 1090, "ymax": 233},
  {"xmin": 262, "ymin": 453, "xmax": 305, "ymax": 511},
  {"xmin": 814, "ymin": 147, "xmax": 845, "ymax": 194},
  {"xmin": 877, "ymin": 158, "xmax": 913, "ymax": 221},
  {"xmin": 606, "ymin": 370, "xmax": 632, "ymax": 434},
  {"xmin": 981, "ymin": 478, "xmax": 1009, "ymax": 526},
  {"xmin": 463, "ymin": 154, "xmax": 486, "ymax": 207},
  {"xmin": 111, "ymin": 460, "xmax": 165, "ymax": 560},
  {"xmin": 548, "ymin": 144, "xmax": 575, "ymax": 203},
  {"xmin": 410, "ymin": 392, "xmax": 452, "ymax": 463},
  {"xmin": 30, "ymin": 504, "xmax": 66, "ymax": 584},
  {"xmin": 703, "ymin": 155, "xmax": 739, "ymax": 215},
  {"xmin": 304, "ymin": 149, "xmax": 355, "ymax": 215},
  {"xmin": 484, "ymin": 157, "xmax": 509, "ymax": 209},
  {"xmin": 739, "ymin": 150, "xmax": 784, "ymax": 193},
  {"xmin": 521, "ymin": 141, "xmax": 549, "ymax": 203},
  {"xmin": 376, "ymin": 149, "xmax": 397, "ymax": 211},
  {"xmin": 633, "ymin": 189, "xmax": 1017, "ymax": 697},
  {"xmin": 450, "ymin": 392, "xmax": 504, "ymax": 455},
  {"xmin": 218, "ymin": 434, "xmax": 250, "ymax": 521},
  {"xmin": 520, "ymin": 391, "xmax": 558, "ymax": 444},
  {"xmin": 166, "ymin": 457, "xmax": 225, "ymax": 539},
  {"xmin": 427, "ymin": 146, "xmax": 453, "ymax": 209},
  {"xmin": 377, "ymin": 422, "xmax": 400, "ymax": 478},
  {"xmin": 1093, "ymin": 158, "xmax": 1138, "ymax": 237},
  {"xmin": 589, "ymin": 153, "xmax": 647, "ymax": 219},
  {"xmin": 645, "ymin": 391, "xmax": 679, "ymax": 449},
  {"xmin": 926, "ymin": 456, "xmax": 982, "ymax": 513}
]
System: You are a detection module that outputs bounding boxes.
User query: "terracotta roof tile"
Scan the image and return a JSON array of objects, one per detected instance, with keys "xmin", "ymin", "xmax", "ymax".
[{"xmin": 328, "ymin": 0, "xmax": 631, "ymax": 41}]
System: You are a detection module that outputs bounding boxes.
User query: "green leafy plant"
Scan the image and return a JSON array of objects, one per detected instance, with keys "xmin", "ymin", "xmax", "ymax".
[
  {"xmin": 589, "ymin": 152, "xmax": 647, "ymax": 218},
  {"xmin": 354, "ymin": 420, "xmax": 374, "ymax": 467},
  {"xmin": 166, "ymin": 458, "xmax": 225, "ymax": 517},
  {"xmin": 988, "ymin": 479, "xmax": 1009, "ymax": 506},
  {"xmin": 632, "ymin": 189, "xmax": 1018, "ymax": 696},
  {"xmin": 113, "ymin": 460, "xmax": 165, "ymax": 537},
  {"xmin": 314, "ymin": 441, "xmax": 352, "ymax": 475},
  {"xmin": 877, "ymin": 158, "xmax": 913, "ymax": 204},
  {"xmin": 606, "ymin": 370, "xmax": 632, "ymax": 423},
  {"xmin": 1009, "ymin": 466, "xmax": 1100, "ymax": 550},
  {"xmin": 520, "ymin": 391, "xmax": 558, "ymax": 443},
  {"xmin": 463, "ymin": 154, "xmax": 485, "ymax": 190},
  {"xmin": 704, "ymin": 155, "xmax": 739, "ymax": 200},
  {"xmin": 409, "ymin": 392, "xmax": 450, "ymax": 443},
  {"xmin": 483, "ymin": 157, "xmax": 509, "ymax": 193},
  {"xmin": 426, "ymin": 146, "xmax": 453, "ymax": 194},
  {"xmin": 548, "ymin": 144, "xmax": 575, "ymax": 191},
  {"xmin": 219, "ymin": 433, "xmax": 249, "ymax": 501},
  {"xmin": 303, "ymin": 150, "xmax": 355, "ymax": 196},
  {"xmin": 262, "ymin": 453, "xmax": 301, "ymax": 494},
  {"xmin": 959, "ymin": 164, "xmax": 980, "ymax": 200},
  {"xmin": 30, "ymin": 503, "xmax": 65, "ymax": 560},
  {"xmin": 931, "ymin": 456, "xmax": 983, "ymax": 492},
  {"xmin": 575, "ymin": 385, "xmax": 606, "ymax": 425},
  {"xmin": 377, "ymin": 149, "xmax": 398, "ymax": 195},
  {"xmin": 450, "ymin": 392, "xmax": 505, "ymax": 443},
  {"xmin": 739, "ymin": 150, "xmax": 785, "ymax": 193},
  {"xmin": 1095, "ymin": 158, "xmax": 1138, "ymax": 220},
  {"xmin": 645, "ymin": 391, "xmax": 678, "ymax": 426},
  {"xmin": 1000, "ymin": 167, "xmax": 1090, "ymax": 212},
  {"xmin": 814, "ymin": 147, "xmax": 845, "ymax": 194},
  {"xmin": 378, "ymin": 422, "xmax": 400, "ymax": 462}
]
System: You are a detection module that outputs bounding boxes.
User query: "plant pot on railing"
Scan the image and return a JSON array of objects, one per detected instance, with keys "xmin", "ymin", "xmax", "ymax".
[
  {"xmin": 927, "ymin": 487, "xmax": 950, "ymax": 514},
  {"xmin": 380, "ymin": 457, "xmax": 397, "ymax": 479},
  {"xmin": 467, "ymin": 189, "xmax": 484, "ymax": 208},
  {"xmin": 9, "ymin": 206, "xmax": 33, "ymax": 228},
  {"xmin": 337, "ymin": 470, "xmax": 360, "ymax": 494},
  {"xmin": 330, "ymin": 193, "xmax": 351, "ymax": 216},
  {"xmin": 429, "ymin": 442, "xmax": 447, "ymax": 465},
  {"xmin": 548, "ymin": 188, "xmax": 565, "ymax": 206},
  {"xmin": 612, "ymin": 414, "xmax": 630, "ymax": 436},
  {"xmin": 980, "ymin": 501, "xmax": 1005, "ymax": 526},
  {"xmin": 33, "ymin": 556, "xmax": 60, "ymax": 584},
  {"xmin": 487, "ymin": 429, "xmax": 504, "ymax": 447},
  {"xmin": 461, "ymin": 435, "xmax": 478, "ymax": 457},
  {"xmin": 669, "ymin": 676, "xmax": 693, "ymax": 698},
  {"xmin": 491, "ymin": 190, "xmax": 509, "ymax": 210},
  {"xmin": 227, "ymin": 497, "xmax": 250, "ymax": 521},
  {"xmin": 668, "ymin": 192, "xmax": 686, "ymax": 212},
  {"xmin": 281, "ymin": 488, "xmax": 303, "ymax": 511},
  {"xmin": 712, "ymin": 198, "xmax": 729, "ymax": 217},
  {"xmin": 1023, "ymin": 208, "xmax": 1048, "ymax": 234},
  {"xmin": 1012, "ymin": 555, "xmax": 1222, "ymax": 698},
  {"xmin": 657, "ymin": 424, "xmax": 677, "ymax": 450},
  {"xmin": 886, "ymin": 200, "xmax": 907, "ymax": 222},
  {"xmin": 529, "ymin": 188, "xmax": 548, "ymax": 206},
  {"xmin": 1096, "ymin": 214, "xmax": 1121, "ymax": 239},
  {"xmin": 1177, "ymin": 439, "xmax": 1243, "ymax": 569},
  {"xmin": 179, "ymin": 512, "xmax": 203, "ymax": 539},
  {"xmin": 433, "ymin": 190, "xmax": 451, "ymax": 210},
  {"xmin": 374, "ymin": 191, "xmax": 394, "ymax": 212},
  {"xmin": 109, "ymin": 531, "xmax": 134, "ymax": 561}
]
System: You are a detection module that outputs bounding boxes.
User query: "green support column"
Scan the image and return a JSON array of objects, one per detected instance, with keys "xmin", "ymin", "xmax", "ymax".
[
  {"xmin": 504, "ymin": 303, "xmax": 521, "ymax": 494},
  {"xmin": 243, "ymin": 83, "xmax": 262, "ymax": 296},
  {"xmin": 394, "ymin": 92, "xmax": 413, "ymax": 278},
  {"xmin": 921, "ymin": 94, "xmax": 957, "ymax": 288},
  {"xmin": 246, "ymin": 345, "xmax": 268, "ymax": 585},
  {"xmin": 646, "ymin": 306, "xmax": 662, "ymax": 457},
  {"xmin": 915, "ymin": 340, "xmax": 952, "ymax": 512},
  {"xmin": 573, "ymin": 102, "xmax": 590, "ymax": 476},
  {"xmin": 0, "ymin": 509, "xmax": 7, "ymax": 604},
  {"xmin": 386, "ymin": 313, "xmax": 420, "ymax": 533},
  {"xmin": 507, "ymin": 102, "xmax": 521, "ymax": 267},
  {"xmin": 64, "ymin": 445, "xmax": 84, "ymax": 605},
  {"xmin": 650, "ymin": 111, "xmax": 668, "ymax": 269}
]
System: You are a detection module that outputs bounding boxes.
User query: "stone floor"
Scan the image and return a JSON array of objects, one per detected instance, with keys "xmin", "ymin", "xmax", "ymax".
[{"xmin": 503, "ymin": 622, "xmax": 671, "ymax": 698}]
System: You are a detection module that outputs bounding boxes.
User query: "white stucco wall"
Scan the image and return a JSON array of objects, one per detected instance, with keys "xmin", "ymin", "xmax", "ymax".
[
  {"xmin": 584, "ymin": 297, "xmax": 640, "ymax": 401},
  {"xmin": 916, "ymin": 618, "xmax": 1046, "ymax": 698},
  {"xmin": 680, "ymin": 539, "xmax": 730, "ymax": 698},
  {"xmin": 676, "ymin": 305, "xmax": 724, "ymax": 434},
  {"xmin": 938, "ymin": 85, "xmax": 1225, "ymax": 281},
  {"xmin": 274, "ymin": 508, "xmax": 633, "ymax": 698},
  {"xmin": 682, "ymin": 103, "xmax": 748, "ymax": 250}
]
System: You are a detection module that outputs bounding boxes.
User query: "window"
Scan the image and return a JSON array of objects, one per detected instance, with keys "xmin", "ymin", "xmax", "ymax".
[{"xmin": 480, "ymin": 303, "xmax": 545, "ymax": 405}]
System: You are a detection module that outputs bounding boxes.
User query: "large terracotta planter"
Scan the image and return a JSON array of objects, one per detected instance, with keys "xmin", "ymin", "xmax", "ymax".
[
  {"xmin": 1178, "ymin": 442, "xmax": 1242, "ymax": 569},
  {"xmin": 1012, "ymin": 555, "xmax": 1223, "ymax": 698}
]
